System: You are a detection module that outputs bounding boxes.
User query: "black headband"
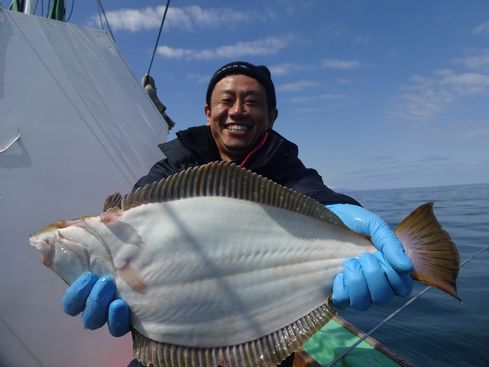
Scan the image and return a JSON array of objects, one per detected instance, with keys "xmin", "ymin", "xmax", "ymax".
[{"xmin": 205, "ymin": 61, "xmax": 277, "ymax": 111}]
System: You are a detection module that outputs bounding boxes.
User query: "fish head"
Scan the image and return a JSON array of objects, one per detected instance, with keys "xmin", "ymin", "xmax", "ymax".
[{"xmin": 29, "ymin": 218, "xmax": 104, "ymax": 284}]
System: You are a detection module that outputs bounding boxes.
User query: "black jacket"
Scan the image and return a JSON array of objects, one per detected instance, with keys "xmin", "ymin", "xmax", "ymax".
[{"xmin": 133, "ymin": 125, "xmax": 360, "ymax": 207}]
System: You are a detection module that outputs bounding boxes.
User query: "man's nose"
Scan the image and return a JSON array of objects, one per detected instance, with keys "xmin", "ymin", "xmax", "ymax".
[{"xmin": 229, "ymin": 100, "xmax": 246, "ymax": 115}]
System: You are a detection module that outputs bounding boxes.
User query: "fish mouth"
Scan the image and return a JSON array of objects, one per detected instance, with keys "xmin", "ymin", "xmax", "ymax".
[{"xmin": 29, "ymin": 237, "xmax": 54, "ymax": 266}]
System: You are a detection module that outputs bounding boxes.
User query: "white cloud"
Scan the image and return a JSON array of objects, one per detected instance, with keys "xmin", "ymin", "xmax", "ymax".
[
  {"xmin": 94, "ymin": 5, "xmax": 261, "ymax": 32},
  {"xmin": 319, "ymin": 24, "xmax": 346, "ymax": 39},
  {"xmin": 438, "ymin": 69, "xmax": 489, "ymax": 93},
  {"xmin": 390, "ymin": 69, "xmax": 489, "ymax": 121},
  {"xmin": 355, "ymin": 35, "xmax": 371, "ymax": 44},
  {"xmin": 279, "ymin": 0, "xmax": 318, "ymax": 16},
  {"xmin": 187, "ymin": 73, "xmax": 209, "ymax": 84},
  {"xmin": 408, "ymin": 118, "xmax": 489, "ymax": 142},
  {"xmin": 418, "ymin": 155, "xmax": 449, "ymax": 162},
  {"xmin": 390, "ymin": 83, "xmax": 448, "ymax": 120},
  {"xmin": 456, "ymin": 50, "xmax": 489, "ymax": 73},
  {"xmin": 157, "ymin": 46, "xmax": 190, "ymax": 59},
  {"xmin": 102, "ymin": 7, "xmax": 161, "ymax": 32},
  {"xmin": 156, "ymin": 36, "xmax": 292, "ymax": 61},
  {"xmin": 390, "ymin": 48, "xmax": 489, "ymax": 121},
  {"xmin": 460, "ymin": 126, "xmax": 489, "ymax": 140},
  {"xmin": 269, "ymin": 63, "xmax": 309, "ymax": 76},
  {"xmin": 323, "ymin": 58, "xmax": 361, "ymax": 70},
  {"xmin": 290, "ymin": 93, "xmax": 342, "ymax": 103},
  {"xmin": 473, "ymin": 21, "xmax": 489, "ymax": 37},
  {"xmin": 277, "ymin": 80, "xmax": 320, "ymax": 92}
]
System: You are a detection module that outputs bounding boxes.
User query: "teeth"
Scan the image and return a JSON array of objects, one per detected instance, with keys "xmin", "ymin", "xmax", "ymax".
[{"xmin": 227, "ymin": 124, "xmax": 250, "ymax": 131}]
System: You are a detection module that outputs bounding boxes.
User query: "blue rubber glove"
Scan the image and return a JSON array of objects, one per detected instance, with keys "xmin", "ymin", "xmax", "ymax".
[
  {"xmin": 62, "ymin": 272, "xmax": 130, "ymax": 337},
  {"xmin": 326, "ymin": 204, "xmax": 414, "ymax": 310}
]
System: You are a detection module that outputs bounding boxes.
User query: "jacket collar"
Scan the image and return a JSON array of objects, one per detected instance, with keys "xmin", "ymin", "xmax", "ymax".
[
  {"xmin": 170, "ymin": 125, "xmax": 287, "ymax": 169},
  {"xmin": 175, "ymin": 125, "xmax": 221, "ymax": 164}
]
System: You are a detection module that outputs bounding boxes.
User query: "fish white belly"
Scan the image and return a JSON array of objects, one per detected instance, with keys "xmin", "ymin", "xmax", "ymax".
[{"xmin": 113, "ymin": 196, "xmax": 372, "ymax": 347}]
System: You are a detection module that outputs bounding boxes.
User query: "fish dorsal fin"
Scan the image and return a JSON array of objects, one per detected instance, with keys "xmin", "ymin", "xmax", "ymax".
[
  {"xmin": 103, "ymin": 192, "xmax": 123, "ymax": 211},
  {"xmin": 122, "ymin": 161, "xmax": 347, "ymax": 229}
]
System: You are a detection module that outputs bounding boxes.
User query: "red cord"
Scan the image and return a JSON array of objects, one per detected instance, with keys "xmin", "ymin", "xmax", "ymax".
[{"xmin": 239, "ymin": 131, "xmax": 270, "ymax": 168}]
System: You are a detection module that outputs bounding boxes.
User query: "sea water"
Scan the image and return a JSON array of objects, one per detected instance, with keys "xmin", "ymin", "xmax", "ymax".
[{"xmin": 339, "ymin": 183, "xmax": 489, "ymax": 367}]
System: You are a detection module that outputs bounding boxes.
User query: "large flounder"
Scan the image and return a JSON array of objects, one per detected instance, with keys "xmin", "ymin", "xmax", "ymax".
[{"xmin": 29, "ymin": 161, "xmax": 460, "ymax": 367}]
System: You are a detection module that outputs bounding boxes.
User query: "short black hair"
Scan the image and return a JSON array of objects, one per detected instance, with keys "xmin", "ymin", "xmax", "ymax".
[{"xmin": 206, "ymin": 61, "xmax": 277, "ymax": 111}]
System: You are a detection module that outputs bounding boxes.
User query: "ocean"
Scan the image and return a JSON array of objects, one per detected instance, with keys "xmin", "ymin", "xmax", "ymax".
[{"xmin": 337, "ymin": 183, "xmax": 489, "ymax": 367}]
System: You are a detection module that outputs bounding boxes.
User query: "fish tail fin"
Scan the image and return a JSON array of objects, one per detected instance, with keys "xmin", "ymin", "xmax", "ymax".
[{"xmin": 394, "ymin": 202, "xmax": 461, "ymax": 301}]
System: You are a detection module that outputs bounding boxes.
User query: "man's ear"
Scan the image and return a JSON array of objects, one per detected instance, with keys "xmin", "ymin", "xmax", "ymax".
[
  {"xmin": 204, "ymin": 105, "xmax": 211, "ymax": 125},
  {"xmin": 268, "ymin": 108, "xmax": 278, "ymax": 129}
]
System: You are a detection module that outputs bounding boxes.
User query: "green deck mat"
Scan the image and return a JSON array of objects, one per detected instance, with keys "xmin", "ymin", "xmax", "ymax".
[{"xmin": 302, "ymin": 319, "xmax": 402, "ymax": 367}]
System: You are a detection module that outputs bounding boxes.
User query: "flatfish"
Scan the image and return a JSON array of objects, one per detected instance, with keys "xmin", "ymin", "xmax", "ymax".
[{"xmin": 29, "ymin": 161, "xmax": 460, "ymax": 367}]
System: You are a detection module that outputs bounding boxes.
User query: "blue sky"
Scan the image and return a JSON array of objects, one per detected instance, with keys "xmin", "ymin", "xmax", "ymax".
[{"xmin": 7, "ymin": 0, "xmax": 489, "ymax": 190}]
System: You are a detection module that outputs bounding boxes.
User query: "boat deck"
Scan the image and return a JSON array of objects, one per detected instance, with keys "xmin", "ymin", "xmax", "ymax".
[{"xmin": 293, "ymin": 315, "xmax": 415, "ymax": 367}]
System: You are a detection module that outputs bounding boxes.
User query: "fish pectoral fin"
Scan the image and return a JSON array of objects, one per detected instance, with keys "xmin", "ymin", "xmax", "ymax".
[
  {"xmin": 100, "ymin": 209, "xmax": 123, "ymax": 224},
  {"xmin": 117, "ymin": 264, "xmax": 147, "ymax": 293},
  {"xmin": 103, "ymin": 220, "xmax": 144, "ymax": 248}
]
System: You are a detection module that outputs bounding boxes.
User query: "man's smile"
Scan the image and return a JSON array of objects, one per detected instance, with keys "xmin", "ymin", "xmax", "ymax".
[{"xmin": 224, "ymin": 123, "xmax": 252, "ymax": 132}]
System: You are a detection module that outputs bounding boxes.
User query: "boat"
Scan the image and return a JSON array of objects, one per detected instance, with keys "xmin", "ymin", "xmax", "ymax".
[{"xmin": 0, "ymin": 4, "xmax": 168, "ymax": 366}]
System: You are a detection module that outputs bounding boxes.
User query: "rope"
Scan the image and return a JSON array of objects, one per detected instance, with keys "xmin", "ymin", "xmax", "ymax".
[
  {"xmin": 66, "ymin": 0, "xmax": 75, "ymax": 21},
  {"xmin": 96, "ymin": 0, "xmax": 104, "ymax": 30},
  {"xmin": 0, "ymin": 317, "xmax": 47, "ymax": 367},
  {"xmin": 327, "ymin": 244, "xmax": 489, "ymax": 367},
  {"xmin": 97, "ymin": 0, "xmax": 115, "ymax": 43},
  {"xmin": 147, "ymin": 0, "xmax": 171, "ymax": 76}
]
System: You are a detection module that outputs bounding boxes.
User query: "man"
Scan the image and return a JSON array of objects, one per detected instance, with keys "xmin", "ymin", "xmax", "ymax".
[{"xmin": 62, "ymin": 61, "xmax": 413, "ymax": 366}]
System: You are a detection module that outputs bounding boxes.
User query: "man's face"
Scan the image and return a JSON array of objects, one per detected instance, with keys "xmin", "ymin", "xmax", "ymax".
[{"xmin": 205, "ymin": 74, "xmax": 277, "ymax": 162}]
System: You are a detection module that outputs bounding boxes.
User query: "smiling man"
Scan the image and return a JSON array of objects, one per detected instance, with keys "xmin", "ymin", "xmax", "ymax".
[
  {"xmin": 61, "ymin": 61, "xmax": 413, "ymax": 367},
  {"xmin": 129, "ymin": 62, "xmax": 364, "ymax": 205},
  {"xmin": 205, "ymin": 63, "xmax": 277, "ymax": 162}
]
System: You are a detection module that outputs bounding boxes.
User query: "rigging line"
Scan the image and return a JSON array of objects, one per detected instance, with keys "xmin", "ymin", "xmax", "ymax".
[
  {"xmin": 96, "ymin": 0, "xmax": 104, "ymax": 30},
  {"xmin": 66, "ymin": 0, "xmax": 75, "ymax": 21},
  {"xmin": 147, "ymin": 0, "xmax": 171, "ymax": 76},
  {"xmin": 327, "ymin": 244, "xmax": 489, "ymax": 367},
  {"xmin": 97, "ymin": 0, "xmax": 115, "ymax": 43},
  {"xmin": 0, "ymin": 317, "xmax": 47, "ymax": 367}
]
